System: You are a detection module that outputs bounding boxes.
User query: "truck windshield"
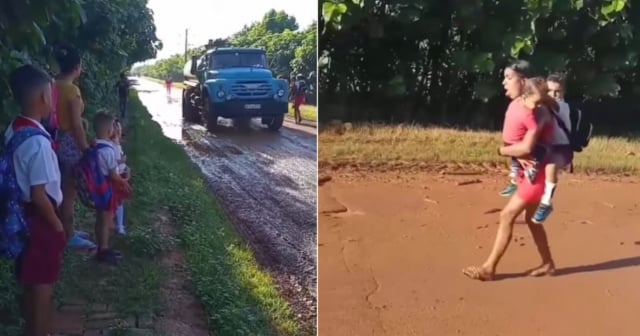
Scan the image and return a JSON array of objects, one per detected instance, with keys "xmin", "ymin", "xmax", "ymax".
[{"xmin": 209, "ymin": 52, "xmax": 267, "ymax": 69}]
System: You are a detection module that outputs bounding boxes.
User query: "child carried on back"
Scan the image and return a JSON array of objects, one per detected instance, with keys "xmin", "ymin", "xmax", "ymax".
[{"xmin": 503, "ymin": 77, "xmax": 558, "ymax": 185}]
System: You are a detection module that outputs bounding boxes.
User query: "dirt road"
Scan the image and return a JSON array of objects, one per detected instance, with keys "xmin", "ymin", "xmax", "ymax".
[
  {"xmin": 319, "ymin": 170, "xmax": 640, "ymax": 336},
  {"xmin": 133, "ymin": 78, "xmax": 317, "ymax": 323}
]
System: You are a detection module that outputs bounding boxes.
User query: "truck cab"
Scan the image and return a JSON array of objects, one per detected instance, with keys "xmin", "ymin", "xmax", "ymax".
[{"xmin": 182, "ymin": 47, "xmax": 289, "ymax": 132}]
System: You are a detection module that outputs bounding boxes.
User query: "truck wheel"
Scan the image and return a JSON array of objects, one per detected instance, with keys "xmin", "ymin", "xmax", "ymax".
[
  {"xmin": 182, "ymin": 91, "xmax": 200, "ymax": 123},
  {"xmin": 265, "ymin": 114, "xmax": 285, "ymax": 131},
  {"xmin": 203, "ymin": 95, "xmax": 218, "ymax": 132}
]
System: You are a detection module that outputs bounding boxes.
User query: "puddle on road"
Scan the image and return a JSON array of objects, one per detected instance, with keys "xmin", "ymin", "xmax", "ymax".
[{"xmin": 136, "ymin": 83, "xmax": 184, "ymax": 143}]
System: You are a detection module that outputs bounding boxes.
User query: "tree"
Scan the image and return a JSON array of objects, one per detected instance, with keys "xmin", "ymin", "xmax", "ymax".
[
  {"xmin": 140, "ymin": 9, "xmax": 317, "ymax": 105},
  {"xmin": 319, "ymin": 0, "xmax": 636, "ymax": 133},
  {"xmin": 0, "ymin": 0, "xmax": 160, "ymax": 128}
]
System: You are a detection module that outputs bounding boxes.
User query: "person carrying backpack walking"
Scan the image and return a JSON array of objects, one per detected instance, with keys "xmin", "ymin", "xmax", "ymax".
[
  {"xmin": 114, "ymin": 72, "xmax": 130, "ymax": 119},
  {"xmin": 3, "ymin": 64, "xmax": 66, "ymax": 336},
  {"xmin": 292, "ymin": 74, "xmax": 308, "ymax": 124},
  {"xmin": 53, "ymin": 44, "xmax": 96, "ymax": 251}
]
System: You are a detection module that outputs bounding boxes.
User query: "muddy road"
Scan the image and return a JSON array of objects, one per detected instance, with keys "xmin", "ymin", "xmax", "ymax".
[{"xmin": 133, "ymin": 78, "xmax": 317, "ymax": 324}]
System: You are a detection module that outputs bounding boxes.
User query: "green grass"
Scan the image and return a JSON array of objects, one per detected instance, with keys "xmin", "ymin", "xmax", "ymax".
[
  {"xmin": 125, "ymin": 94, "xmax": 301, "ymax": 335},
  {"xmin": 320, "ymin": 124, "xmax": 640, "ymax": 174},
  {"xmin": 288, "ymin": 104, "xmax": 317, "ymax": 122}
]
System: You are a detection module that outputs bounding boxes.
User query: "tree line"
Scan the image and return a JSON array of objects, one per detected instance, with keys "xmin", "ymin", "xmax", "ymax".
[
  {"xmin": 135, "ymin": 9, "xmax": 318, "ymax": 105},
  {"xmin": 0, "ymin": 0, "xmax": 160, "ymax": 128},
  {"xmin": 320, "ymin": 0, "xmax": 638, "ymax": 134}
]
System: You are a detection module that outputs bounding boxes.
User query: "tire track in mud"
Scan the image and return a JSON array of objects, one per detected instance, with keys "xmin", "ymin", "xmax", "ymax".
[
  {"xmin": 181, "ymin": 124, "xmax": 318, "ymax": 325},
  {"xmin": 135, "ymin": 80, "xmax": 317, "ymax": 327}
]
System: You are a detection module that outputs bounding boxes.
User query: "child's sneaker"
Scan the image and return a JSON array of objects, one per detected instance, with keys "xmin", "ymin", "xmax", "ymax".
[
  {"xmin": 524, "ymin": 166, "xmax": 538, "ymax": 184},
  {"xmin": 96, "ymin": 249, "xmax": 122, "ymax": 265},
  {"xmin": 532, "ymin": 204, "xmax": 553, "ymax": 224},
  {"xmin": 499, "ymin": 182, "xmax": 517, "ymax": 197}
]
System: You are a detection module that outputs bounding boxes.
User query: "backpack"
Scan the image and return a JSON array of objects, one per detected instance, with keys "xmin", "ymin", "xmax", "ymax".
[
  {"xmin": 0, "ymin": 127, "xmax": 50, "ymax": 259},
  {"xmin": 296, "ymin": 80, "xmax": 307, "ymax": 94},
  {"xmin": 552, "ymin": 103, "xmax": 593, "ymax": 153},
  {"xmin": 75, "ymin": 143, "xmax": 113, "ymax": 210}
]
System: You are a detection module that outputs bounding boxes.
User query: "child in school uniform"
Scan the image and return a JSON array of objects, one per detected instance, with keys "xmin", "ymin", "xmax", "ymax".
[
  {"xmin": 6, "ymin": 64, "xmax": 65, "ymax": 336},
  {"xmin": 111, "ymin": 119, "xmax": 129, "ymax": 235},
  {"xmin": 92, "ymin": 112, "xmax": 131, "ymax": 264}
]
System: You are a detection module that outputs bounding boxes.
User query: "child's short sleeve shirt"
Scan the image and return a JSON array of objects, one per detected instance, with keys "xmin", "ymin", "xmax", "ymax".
[
  {"xmin": 95, "ymin": 139, "xmax": 118, "ymax": 177},
  {"xmin": 4, "ymin": 117, "xmax": 62, "ymax": 206}
]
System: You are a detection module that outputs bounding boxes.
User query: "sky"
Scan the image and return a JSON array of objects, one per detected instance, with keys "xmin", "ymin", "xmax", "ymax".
[{"xmin": 145, "ymin": 0, "xmax": 317, "ymax": 62}]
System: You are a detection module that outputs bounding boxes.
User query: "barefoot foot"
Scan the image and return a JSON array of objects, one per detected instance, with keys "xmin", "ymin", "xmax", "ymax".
[
  {"xmin": 462, "ymin": 266, "xmax": 495, "ymax": 281},
  {"xmin": 527, "ymin": 262, "xmax": 556, "ymax": 277}
]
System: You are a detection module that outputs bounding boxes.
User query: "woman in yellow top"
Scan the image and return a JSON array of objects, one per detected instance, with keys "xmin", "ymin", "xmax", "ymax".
[{"xmin": 54, "ymin": 45, "xmax": 96, "ymax": 250}]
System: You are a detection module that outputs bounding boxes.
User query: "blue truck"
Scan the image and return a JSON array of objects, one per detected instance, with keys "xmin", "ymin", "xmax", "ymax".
[{"xmin": 181, "ymin": 47, "xmax": 289, "ymax": 131}]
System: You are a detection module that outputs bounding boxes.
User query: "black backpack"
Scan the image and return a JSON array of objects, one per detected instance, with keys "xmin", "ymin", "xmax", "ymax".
[{"xmin": 551, "ymin": 103, "xmax": 593, "ymax": 153}]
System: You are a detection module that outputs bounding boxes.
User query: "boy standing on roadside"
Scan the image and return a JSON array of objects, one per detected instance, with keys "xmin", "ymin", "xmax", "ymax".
[
  {"xmin": 7, "ymin": 65, "xmax": 66, "ymax": 336},
  {"xmin": 93, "ymin": 112, "xmax": 131, "ymax": 264}
]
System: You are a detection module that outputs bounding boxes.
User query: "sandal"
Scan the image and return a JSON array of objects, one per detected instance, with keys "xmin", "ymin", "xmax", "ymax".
[
  {"xmin": 462, "ymin": 266, "xmax": 494, "ymax": 281},
  {"xmin": 67, "ymin": 234, "xmax": 97, "ymax": 251},
  {"xmin": 75, "ymin": 230, "xmax": 91, "ymax": 239}
]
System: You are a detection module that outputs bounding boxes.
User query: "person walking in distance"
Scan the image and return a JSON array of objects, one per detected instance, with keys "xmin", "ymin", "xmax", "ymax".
[
  {"xmin": 114, "ymin": 72, "xmax": 130, "ymax": 119},
  {"xmin": 165, "ymin": 75, "xmax": 172, "ymax": 97},
  {"xmin": 292, "ymin": 74, "xmax": 308, "ymax": 124}
]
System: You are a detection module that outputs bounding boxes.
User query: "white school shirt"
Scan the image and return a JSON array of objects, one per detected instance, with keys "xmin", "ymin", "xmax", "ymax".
[
  {"xmin": 550, "ymin": 100, "xmax": 572, "ymax": 145},
  {"xmin": 95, "ymin": 139, "xmax": 118, "ymax": 177},
  {"xmin": 4, "ymin": 117, "xmax": 63, "ymax": 206},
  {"xmin": 112, "ymin": 142, "xmax": 127, "ymax": 174}
]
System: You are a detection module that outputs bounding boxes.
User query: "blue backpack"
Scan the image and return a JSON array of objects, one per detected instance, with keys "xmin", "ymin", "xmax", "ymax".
[{"xmin": 0, "ymin": 127, "xmax": 50, "ymax": 259}]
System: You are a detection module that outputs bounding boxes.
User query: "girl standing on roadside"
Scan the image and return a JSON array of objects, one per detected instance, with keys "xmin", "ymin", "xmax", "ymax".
[{"xmin": 54, "ymin": 44, "xmax": 96, "ymax": 251}]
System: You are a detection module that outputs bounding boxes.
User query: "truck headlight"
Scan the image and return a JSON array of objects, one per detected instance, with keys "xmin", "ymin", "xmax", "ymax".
[
  {"xmin": 277, "ymin": 89, "xmax": 285, "ymax": 97},
  {"xmin": 216, "ymin": 90, "xmax": 225, "ymax": 98}
]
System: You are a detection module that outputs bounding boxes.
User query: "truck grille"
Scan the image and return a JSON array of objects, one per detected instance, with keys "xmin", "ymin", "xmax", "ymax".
[{"xmin": 230, "ymin": 80, "xmax": 272, "ymax": 98}]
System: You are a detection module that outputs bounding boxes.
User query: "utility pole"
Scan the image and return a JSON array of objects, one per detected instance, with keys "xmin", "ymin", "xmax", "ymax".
[{"xmin": 184, "ymin": 28, "xmax": 189, "ymax": 62}]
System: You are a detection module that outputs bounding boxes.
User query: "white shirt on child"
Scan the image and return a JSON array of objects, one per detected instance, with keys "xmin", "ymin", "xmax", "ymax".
[
  {"xmin": 95, "ymin": 139, "xmax": 118, "ymax": 177},
  {"xmin": 4, "ymin": 117, "xmax": 63, "ymax": 206},
  {"xmin": 550, "ymin": 100, "xmax": 572, "ymax": 145},
  {"xmin": 112, "ymin": 142, "xmax": 127, "ymax": 174}
]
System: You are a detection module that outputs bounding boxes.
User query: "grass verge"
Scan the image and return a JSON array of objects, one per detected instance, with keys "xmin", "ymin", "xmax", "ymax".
[
  {"xmin": 288, "ymin": 104, "xmax": 317, "ymax": 122},
  {"xmin": 125, "ymin": 93, "xmax": 300, "ymax": 335},
  {"xmin": 319, "ymin": 124, "xmax": 640, "ymax": 174}
]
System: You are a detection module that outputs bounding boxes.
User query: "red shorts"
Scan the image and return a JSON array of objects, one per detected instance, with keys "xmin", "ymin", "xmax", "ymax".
[
  {"xmin": 515, "ymin": 162, "xmax": 547, "ymax": 204},
  {"xmin": 294, "ymin": 95, "xmax": 306, "ymax": 108},
  {"xmin": 106, "ymin": 180, "xmax": 132, "ymax": 213},
  {"xmin": 15, "ymin": 211, "xmax": 66, "ymax": 285}
]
